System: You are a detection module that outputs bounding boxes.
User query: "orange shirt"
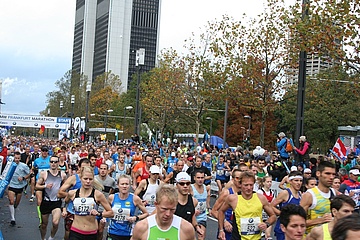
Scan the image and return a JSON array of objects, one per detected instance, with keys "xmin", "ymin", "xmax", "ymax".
[{"xmin": 133, "ymin": 161, "xmax": 145, "ymax": 183}]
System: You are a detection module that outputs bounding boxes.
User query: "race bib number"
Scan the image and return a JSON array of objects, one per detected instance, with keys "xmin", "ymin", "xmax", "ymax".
[
  {"xmin": 217, "ymin": 170, "xmax": 224, "ymax": 176},
  {"xmin": 144, "ymin": 194, "xmax": 156, "ymax": 207},
  {"xmin": 73, "ymin": 197, "xmax": 95, "ymax": 216},
  {"xmin": 196, "ymin": 201, "xmax": 206, "ymax": 213},
  {"xmin": 112, "ymin": 205, "xmax": 131, "ymax": 223},
  {"xmin": 240, "ymin": 217, "xmax": 260, "ymax": 235}
]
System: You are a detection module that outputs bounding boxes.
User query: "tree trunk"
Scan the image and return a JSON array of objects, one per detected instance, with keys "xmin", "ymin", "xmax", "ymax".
[{"xmin": 260, "ymin": 109, "xmax": 267, "ymax": 147}]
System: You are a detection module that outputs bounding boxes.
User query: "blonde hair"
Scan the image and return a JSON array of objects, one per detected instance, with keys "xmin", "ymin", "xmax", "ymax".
[
  {"xmin": 258, "ymin": 175, "xmax": 272, "ymax": 189},
  {"xmin": 117, "ymin": 174, "xmax": 132, "ymax": 185},
  {"xmin": 156, "ymin": 184, "xmax": 178, "ymax": 204},
  {"xmin": 80, "ymin": 166, "xmax": 104, "ymax": 191}
]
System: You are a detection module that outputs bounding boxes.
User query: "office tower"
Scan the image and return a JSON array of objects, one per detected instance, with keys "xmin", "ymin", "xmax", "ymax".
[
  {"xmin": 71, "ymin": 0, "xmax": 161, "ymax": 91},
  {"xmin": 286, "ymin": 53, "xmax": 335, "ymax": 87}
]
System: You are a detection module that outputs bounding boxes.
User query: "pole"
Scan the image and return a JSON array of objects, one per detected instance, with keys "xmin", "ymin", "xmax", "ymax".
[
  {"xmin": 295, "ymin": 0, "xmax": 309, "ymax": 147},
  {"xmin": 135, "ymin": 66, "xmax": 141, "ymax": 135},
  {"xmin": 105, "ymin": 112, "xmax": 108, "ymax": 138},
  {"xmin": 223, "ymin": 99, "xmax": 228, "ymax": 148},
  {"xmin": 85, "ymin": 90, "xmax": 90, "ymax": 131},
  {"xmin": 122, "ymin": 107, "xmax": 126, "ymax": 141},
  {"xmin": 70, "ymin": 95, "xmax": 75, "ymax": 142},
  {"xmin": 134, "ymin": 48, "xmax": 145, "ymax": 136},
  {"xmin": 210, "ymin": 118, "xmax": 212, "ymax": 136}
]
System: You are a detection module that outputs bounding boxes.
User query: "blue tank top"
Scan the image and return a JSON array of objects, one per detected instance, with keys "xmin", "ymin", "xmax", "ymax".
[
  {"xmin": 192, "ymin": 184, "xmax": 207, "ymax": 222},
  {"xmin": 216, "ymin": 162, "xmax": 227, "ymax": 181},
  {"xmin": 225, "ymin": 187, "xmax": 234, "ymax": 222},
  {"xmin": 202, "ymin": 161, "xmax": 212, "ymax": 185},
  {"xmin": 108, "ymin": 193, "xmax": 136, "ymax": 236},
  {"xmin": 67, "ymin": 174, "xmax": 82, "ymax": 214},
  {"xmin": 275, "ymin": 188, "xmax": 301, "ymax": 235}
]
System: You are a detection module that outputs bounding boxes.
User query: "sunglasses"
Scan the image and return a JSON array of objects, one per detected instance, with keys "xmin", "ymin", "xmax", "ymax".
[
  {"xmin": 50, "ymin": 161, "xmax": 59, "ymax": 163},
  {"xmin": 178, "ymin": 182, "xmax": 191, "ymax": 186}
]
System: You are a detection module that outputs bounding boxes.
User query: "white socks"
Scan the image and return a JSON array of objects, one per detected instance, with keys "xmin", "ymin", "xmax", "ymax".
[{"xmin": 9, "ymin": 205, "xmax": 15, "ymax": 221}]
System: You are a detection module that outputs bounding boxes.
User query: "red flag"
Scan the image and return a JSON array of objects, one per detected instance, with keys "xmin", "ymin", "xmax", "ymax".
[
  {"xmin": 38, "ymin": 125, "xmax": 45, "ymax": 135},
  {"xmin": 332, "ymin": 138, "xmax": 346, "ymax": 159}
]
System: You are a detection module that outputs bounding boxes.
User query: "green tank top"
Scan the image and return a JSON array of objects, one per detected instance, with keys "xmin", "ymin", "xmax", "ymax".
[{"xmin": 147, "ymin": 214, "xmax": 181, "ymax": 239}]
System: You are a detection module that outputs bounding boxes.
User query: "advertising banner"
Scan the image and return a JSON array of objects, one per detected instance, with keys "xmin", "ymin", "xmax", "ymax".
[{"xmin": 0, "ymin": 114, "xmax": 70, "ymax": 129}]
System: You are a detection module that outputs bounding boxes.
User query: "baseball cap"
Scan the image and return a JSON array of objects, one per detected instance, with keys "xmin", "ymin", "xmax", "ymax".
[
  {"xmin": 41, "ymin": 146, "xmax": 49, "ymax": 152},
  {"xmin": 349, "ymin": 169, "xmax": 360, "ymax": 175},
  {"xmin": 149, "ymin": 165, "xmax": 160, "ymax": 174},
  {"xmin": 291, "ymin": 166, "xmax": 297, "ymax": 172},
  {"xmin": 175, "ymin": 172, "xmax": 191, "ymax": 182},
  {"xmin": 304, "ymin": 168, "xmax": 311, "ymax": 173},
  {"xmin": 171, "ymin": 152, "xmax": 176, "ymax": 157}
]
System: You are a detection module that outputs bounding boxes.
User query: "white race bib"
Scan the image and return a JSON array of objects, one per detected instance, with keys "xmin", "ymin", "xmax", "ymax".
[
  {"xmin": 112, "ymin": 205, "xmax": 131, "ymax": 223},
  {"xmin": 196, "ymin": 201, "xmax": 206, "ymax": 213},
  {"xmin": 240, "ymin": 217, "xmax": 260, "ymax": 235},
  {"xmin": 73, "ymin": 197, "xmax": 96, "ymax": 215},
  {"xmin": 144, "ymin": 194, "xmax": 156, "ymax": 207}
]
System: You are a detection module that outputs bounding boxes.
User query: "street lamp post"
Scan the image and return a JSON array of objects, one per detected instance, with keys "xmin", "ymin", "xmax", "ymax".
[
  {"xmin": 104, "ymin": 109, "xmax": 113, "ymax": 139},
  {"xmin": 123, "ymin": 106, "xmax": 133, "ymax": 141},
  {"xmin": 85, "ymin": 83, "xmax": 91, "ymax": 134},
  {"xmin": 70, "ymin": 95, "xmax": 75, "ymax": 142},
  {"xmin": 240, "ymin": 126, "xmax": 246, "ymax": 141},
  {"xmin": 206, "ymin": 117, "xmax": 213, "ymax": 136},
  {"xmin": 244, "ymin": 115, "xmax": 251, "ymax": 148},
  {"xmin": 47, "ymin": 109, "xmax": 50, "ymax": 139},
  {"xmin": 134, "ymin": 48, "xmax": 145, "ymax": 136},
  {"xmin": 60, "ymin": 101, "xmax": 63, "ymax": 117}
]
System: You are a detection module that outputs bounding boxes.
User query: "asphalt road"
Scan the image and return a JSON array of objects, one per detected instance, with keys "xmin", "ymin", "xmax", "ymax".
[{"xmin": 0, "ymin": 188, "xmax": 220, "ymax": 240}]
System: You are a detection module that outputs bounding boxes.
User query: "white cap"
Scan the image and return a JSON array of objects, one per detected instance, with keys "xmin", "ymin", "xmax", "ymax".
[
  {"xmin": 349, "ymin": 169, "xmax": 360, "ymax": 175},
  {"xmin": 175, "ymin": 172, "xmax": 191, "ymax": 182},
  {"xmin": 171, "ymin": 152, "xmax": 176, "ymax": 157},
  {"xmin": 149, "ymin": 165, "xmax": 160, "ymax": 174},
  {"xmin": 304, "ymin": 168, "xmax": 311, "ymax": 173},
  {"xmin": 291, "ymin": 166, "xmax": 297, "ymax": 172},
  {"xmin": 299, "ymin": 136, "xmax": 306, "ymax": 142}
]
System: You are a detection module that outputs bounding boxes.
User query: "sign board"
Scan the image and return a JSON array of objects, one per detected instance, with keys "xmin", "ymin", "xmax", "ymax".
[{"xmin": 0, "ymin": 114, "xmax": 70, "ymax": 129}]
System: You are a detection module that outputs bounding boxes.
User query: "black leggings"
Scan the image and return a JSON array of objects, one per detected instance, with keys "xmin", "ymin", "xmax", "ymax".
[{"xmin": 69, "ymin": 230, "xmax": 97, "ymax": 240}]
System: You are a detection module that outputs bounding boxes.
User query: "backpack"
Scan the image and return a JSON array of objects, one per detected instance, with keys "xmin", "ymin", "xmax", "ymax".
[{"xmin": 286, "ymin": 139, "xmax": 293, "ymax": 153}]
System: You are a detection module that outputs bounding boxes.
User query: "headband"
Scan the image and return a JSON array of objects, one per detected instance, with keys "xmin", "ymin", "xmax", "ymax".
[{"xmin": 289, "ymin": 176, "xmax": 303, "ymax": 181}]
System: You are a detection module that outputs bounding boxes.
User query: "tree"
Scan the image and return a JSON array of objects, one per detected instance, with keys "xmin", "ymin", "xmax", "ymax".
[
  {"xmin": 203, "ymin": 0, "xmax": 290, "ymax": 147},
  {"xmin": 288, "ymin": 0, "xmax": 360, "ymax": 74},
  {"xmin": 276, "ymin": 66, "xmax": 360, "ymax": 151},
  {"xmin": 42, "ymin": 70, "xmax": 88, "ymax": 118}
]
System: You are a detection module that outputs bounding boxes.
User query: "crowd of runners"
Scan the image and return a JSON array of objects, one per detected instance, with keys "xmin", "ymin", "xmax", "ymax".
[{"xmin": 3, "ymin": 134, "xmax": 360, "ymax": 240}]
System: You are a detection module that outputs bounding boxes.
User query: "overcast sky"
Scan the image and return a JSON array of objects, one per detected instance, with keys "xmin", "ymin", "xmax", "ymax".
[{"xmin": 0, "ymin": 0, "xmax": 269, "ymax": 115}]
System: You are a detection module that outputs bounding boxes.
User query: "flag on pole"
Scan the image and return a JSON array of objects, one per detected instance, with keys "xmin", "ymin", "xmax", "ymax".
[
  {"xmin": 332, "ymin": 138, "xmax": 347, "ymax": 160},
  {"xmin": 38, "ymin": 125, "xmax": 45, "ymax": 135}
]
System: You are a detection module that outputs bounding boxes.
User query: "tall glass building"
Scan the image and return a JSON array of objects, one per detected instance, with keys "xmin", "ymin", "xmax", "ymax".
[{"xmin": 71, "ymin": 0, "xmax": 161, "ymax": 91}]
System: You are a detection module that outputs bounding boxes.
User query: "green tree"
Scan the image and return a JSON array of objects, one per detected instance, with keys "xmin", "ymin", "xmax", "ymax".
[
  {"xmin": 42, "ymin": 70, "xmax": 88, "ymax": 118},
  {"xmin": 288, "ymin": 0, "xmax": 360, "ymax": 73},
  {"xmin": 276, "ymin": 66, "xmax": 360, "ymax": 151}
]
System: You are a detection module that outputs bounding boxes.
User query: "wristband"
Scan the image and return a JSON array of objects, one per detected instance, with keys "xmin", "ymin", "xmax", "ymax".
[
  {"xmin": 135, "ymin": 216, "xmax": 139, "ymax": 221},
  {"xmin": 219, "ymin": 229, "xmax": 224, "ymax": 232},
  {"xmin": 265, "ymin": 222, "xmax": 271, "ymax": 228}
]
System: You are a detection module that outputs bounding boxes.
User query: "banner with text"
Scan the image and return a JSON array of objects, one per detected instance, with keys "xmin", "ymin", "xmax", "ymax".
[{"xmin": 0, "ymin": 114, "xmax": 70, "ymax": 129}]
